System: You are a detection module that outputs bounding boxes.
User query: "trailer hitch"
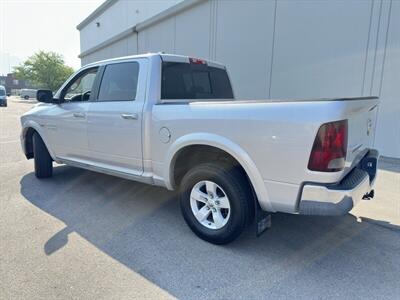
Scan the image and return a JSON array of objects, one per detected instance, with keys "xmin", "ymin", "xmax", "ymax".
[{"xmin": 362, "ymin": 189, "xmax": 375, "ymax": 200}]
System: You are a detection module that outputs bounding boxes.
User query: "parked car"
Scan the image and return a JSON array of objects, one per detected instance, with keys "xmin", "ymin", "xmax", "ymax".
[
  {"xmin": 20, "ymin": 89, "xmax": 37, "ymax": 100},
  {"xmin": 20, "ymin": 53, "xmax": 379, "ymax": 244},
  {"xmin": 0, "ymin": 85, "xmax": 7, "ymax": 107}
]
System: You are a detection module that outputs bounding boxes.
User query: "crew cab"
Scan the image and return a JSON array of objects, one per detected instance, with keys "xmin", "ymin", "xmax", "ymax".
[{"xmin": 20, "ymin": 53, "xmax": 379, "ymax": 244}]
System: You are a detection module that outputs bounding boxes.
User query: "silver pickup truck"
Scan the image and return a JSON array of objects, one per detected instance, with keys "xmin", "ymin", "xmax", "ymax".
[{"xmin": 20, "ymin": 53, "xmax": 379, "ymax": 244}]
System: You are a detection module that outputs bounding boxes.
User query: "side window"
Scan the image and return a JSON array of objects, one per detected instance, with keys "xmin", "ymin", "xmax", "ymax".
[
  {"xmin": 63, "ymin": 68, "xmax": 98, "ymax": 102},
  {"xmin": 97, "ymin": 62, "xmax": 139, "ymax": 101}
]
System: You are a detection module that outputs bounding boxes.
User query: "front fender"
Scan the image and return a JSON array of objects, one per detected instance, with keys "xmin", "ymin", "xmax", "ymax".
[
  {"xmin": 164, "ymin": 132, "xmax": 274, "ymax": 212},
  {"xmin": 21, "ymin": 120, "xmax": 57, "ymax": 161}
]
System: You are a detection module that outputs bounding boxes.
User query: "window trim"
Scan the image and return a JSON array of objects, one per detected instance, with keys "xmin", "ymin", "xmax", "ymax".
[
  {"xmin": 94, "ymin": 61, "xmax": 140, "ymax": 103},
  {"xmin": 60, "ymin": 67, "xmax": 99, "ymax": 102}
]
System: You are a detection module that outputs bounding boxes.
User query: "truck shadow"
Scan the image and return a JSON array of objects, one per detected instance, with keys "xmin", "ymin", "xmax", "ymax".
[{"xmin": 20, "ymin": 165, "xmax": 400, "ymax": 299}]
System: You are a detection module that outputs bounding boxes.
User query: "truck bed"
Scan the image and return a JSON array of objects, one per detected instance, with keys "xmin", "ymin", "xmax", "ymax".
[{"xmin": 152, "ymin": 95, "xmax": 379, "ymax": 213}]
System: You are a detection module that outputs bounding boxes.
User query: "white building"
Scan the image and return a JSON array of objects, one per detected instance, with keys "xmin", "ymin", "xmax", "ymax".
[{"xmin": 77, "ymin": 0, "xmax": 399, "ymax": 158}]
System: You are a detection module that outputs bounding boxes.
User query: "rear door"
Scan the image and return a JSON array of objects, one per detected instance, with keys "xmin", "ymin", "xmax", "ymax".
[{"xmin": 86, "ymin": 59, "xmax": 148, "ymax": 175}]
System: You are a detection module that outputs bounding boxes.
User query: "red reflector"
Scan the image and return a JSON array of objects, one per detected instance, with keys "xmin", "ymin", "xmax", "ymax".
[
  {"xmin": 189, "ymin": 57, "xmax": 206, "ymax": 65},
  {"xmin": 308, "ymin": 120, "xmax": 348, "ymax": 172}
]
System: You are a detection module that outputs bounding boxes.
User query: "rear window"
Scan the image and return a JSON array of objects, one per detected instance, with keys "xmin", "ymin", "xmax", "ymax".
[{"xmin": 161, "ymin": 62, "xmax": 233, "ymax": 100}]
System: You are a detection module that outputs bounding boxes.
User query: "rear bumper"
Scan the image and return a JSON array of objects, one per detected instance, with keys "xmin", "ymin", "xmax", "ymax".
[{"xmin": 299, "ymin": 149, "xmax": 378, "ymax": 216}]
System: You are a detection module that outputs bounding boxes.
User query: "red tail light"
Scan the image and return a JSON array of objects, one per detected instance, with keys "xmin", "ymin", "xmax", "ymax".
[{"xmin": 308, "ymin": 120, "xmax": 348, "ymax": 172}]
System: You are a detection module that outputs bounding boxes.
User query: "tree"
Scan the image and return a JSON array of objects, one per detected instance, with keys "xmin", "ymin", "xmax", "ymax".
[{"xmin": 14, "ymin": 51, "xmax": 74, "ymax": 91}]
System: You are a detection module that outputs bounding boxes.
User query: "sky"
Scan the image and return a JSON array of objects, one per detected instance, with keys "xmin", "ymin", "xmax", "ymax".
[{"xmin": 0, "ymin": 0, "xmax": 104, "ymax": 75}]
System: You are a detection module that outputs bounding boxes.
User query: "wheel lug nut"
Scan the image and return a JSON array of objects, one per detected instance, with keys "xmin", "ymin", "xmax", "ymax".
[{"xmin": 215, "ymin": 200, "xmax": 220, "ymax": 205}]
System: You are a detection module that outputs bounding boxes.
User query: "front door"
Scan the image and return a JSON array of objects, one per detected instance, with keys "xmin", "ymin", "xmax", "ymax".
[
  {"xmin": 87, "ymin": 60, "xmax": 147, "ymax": 175},
  {"xmin": 49, "ymin": 67, "xmax": 99, "ymax": 161}
]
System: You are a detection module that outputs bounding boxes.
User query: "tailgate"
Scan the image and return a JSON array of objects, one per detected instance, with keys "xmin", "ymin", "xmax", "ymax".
[{"xmin": 346, "ymin": 98, "xmax": 379, "ymax": 166}]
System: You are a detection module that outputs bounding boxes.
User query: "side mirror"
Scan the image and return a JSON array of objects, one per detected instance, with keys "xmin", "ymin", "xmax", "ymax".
[{"xmin": 37, "ymin": 90, "xmax": 55, "ymax": 103}]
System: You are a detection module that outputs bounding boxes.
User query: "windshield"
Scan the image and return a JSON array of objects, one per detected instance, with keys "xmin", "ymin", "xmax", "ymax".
[{"xmin": 0, "ymin": 89, "xmax": 5, "ymax": 96}]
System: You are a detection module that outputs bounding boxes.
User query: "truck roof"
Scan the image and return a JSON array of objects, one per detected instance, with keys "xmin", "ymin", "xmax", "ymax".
[{"xmin": 84, "ymin": 53, "xmax": 226, "ymax": 69}]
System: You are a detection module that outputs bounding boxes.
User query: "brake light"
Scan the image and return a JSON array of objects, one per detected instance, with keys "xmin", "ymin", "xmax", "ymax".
[
  {"xmin": 308, "ymin": 120, "xmax": 348, "ymax": 172},
  {"xmin": 189, "ymin": 57, "xmax": 206, "ymax": 65}
]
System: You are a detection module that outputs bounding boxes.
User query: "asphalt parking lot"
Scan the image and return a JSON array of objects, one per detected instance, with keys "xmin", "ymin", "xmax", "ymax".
[{"xmin": 1, "ymin": 98, "xmax": 399, "ymax": 299}]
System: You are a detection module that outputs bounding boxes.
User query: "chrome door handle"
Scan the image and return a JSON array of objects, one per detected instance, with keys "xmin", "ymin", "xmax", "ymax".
[
  {"xmin": 121, "ymin": 113, "xmax": 138, "ymax": 120},
  {"xmin": 73, "ymin": 112, "xmax": 86, "ymax": 118}
]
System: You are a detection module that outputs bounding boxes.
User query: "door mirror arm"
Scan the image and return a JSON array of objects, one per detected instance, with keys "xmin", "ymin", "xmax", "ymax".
[{"xmin": 53, "ymin": 97, "xmax": 63, "ymax": 104}]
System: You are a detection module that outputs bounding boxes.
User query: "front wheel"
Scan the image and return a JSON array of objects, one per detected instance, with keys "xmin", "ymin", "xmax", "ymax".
[
  {"xmin": 180, "ymin": 163, "xmax": 253, "ymax": 244},
  {"xmin": 33, "ymin": 132, "xmax": 53, "ymax": 178}
]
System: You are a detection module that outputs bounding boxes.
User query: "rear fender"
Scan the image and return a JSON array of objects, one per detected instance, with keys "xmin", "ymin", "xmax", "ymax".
[{"xmin": 165, "ymin": 133, "xmax": 274, "ymax": 212}]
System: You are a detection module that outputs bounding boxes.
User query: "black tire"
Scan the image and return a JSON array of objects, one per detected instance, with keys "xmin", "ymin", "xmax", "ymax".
[
  {"xmin": 180, "ymin": 163, "xmax": 253, "ymax": 244},
  {"xmin": 24, "ymin": 95, "xmax": 29, "ymax": 100},
  {"xmin": 33, "ymin": 132, "xmax": 53, "ymax": 178}
]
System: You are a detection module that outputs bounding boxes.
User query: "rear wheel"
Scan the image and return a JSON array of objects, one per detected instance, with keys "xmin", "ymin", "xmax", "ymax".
[
  {"xmin": 180, "ymin": 163, "xmax": 253, "ymax": 244},
  {"xmin": 24, "ymin": 95, "xmax": 29, "ymax": 100},
  {"xmin": 33, "ymin": 132, "xmax": 53, "ymax": 178}
]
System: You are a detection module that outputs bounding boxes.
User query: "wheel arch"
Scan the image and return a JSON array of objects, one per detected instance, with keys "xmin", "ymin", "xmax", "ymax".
[
  {"xmin": 165, "ymin": 133, "xmax": 273, "ymax": 211},
  {"xmin": 21, "ymin": 121, "xmax": 56, "ymax": 160}
]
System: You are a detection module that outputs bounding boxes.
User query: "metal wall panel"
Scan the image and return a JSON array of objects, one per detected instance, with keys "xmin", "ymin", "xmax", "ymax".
[
  {"xmin": 374, "ymin": 0, "xmax": 400, "ymax": 158},
  {"xmin": 80, "ymin": 0, "xmax": 128, "ymax": 52},
  {"xmin": 270, "ymin": 0, "xmax": 372, "ymax": 99},
  {"xmin": 79, "ymin": 0, "xmax": 399, "ymax": 157},
  {"xmin": 174, "ymin": 1, "xmax": 211, "ymax": 59},
  {"xmin": 215, "ymin": 0, "xmax": 275, "ymax": 99},
  {"xmin": 81, "ymin": 33, "xmax": 137, "ymax": 65},
  {"xmin": 80, "ymin": 0, "xmax": 181, "ymax": 52},
  {"xmin": 138, "ymin": 18, "xmax": 175, "ymax": 54}
]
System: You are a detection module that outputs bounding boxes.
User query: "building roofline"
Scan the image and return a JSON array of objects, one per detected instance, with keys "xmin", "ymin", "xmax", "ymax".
[
  {"xmin": 78, "ymin": 26, "xmax": 137, "ymax": 58},
  {"xmin": 78, "ymin": 0, "xmax": 207, "ymax": 58},
  {"xmin": 136, "ymin": 0, "xmax": 205, "ymax": 31},
  {"xmin": 76, "ymin": 0, "xmax": 117, "ymax": 30}
]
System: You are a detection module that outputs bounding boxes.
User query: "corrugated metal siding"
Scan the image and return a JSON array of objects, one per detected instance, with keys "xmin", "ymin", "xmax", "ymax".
[{"xmin": 79, "ymin": 0, "xmax": 399, "ymax": 157}]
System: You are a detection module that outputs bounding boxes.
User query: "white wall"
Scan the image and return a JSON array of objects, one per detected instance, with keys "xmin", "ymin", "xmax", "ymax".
[
  {"xmin": 215, "ymin": 0, "xmax": 275, "ymax": 99},
  {"xmin": 270, "ymin": 0, "xmax": 372, "ymax": 98},
  {"xmin": 79, "ymin": 0, "xmax": 399, "ymax": 158},
  {"xmin": 138, "ymin": 17, "xmax": 175, "ymax": 54},
  {"xmin": 81, "ymin": 33, "xmax": 138, "ymax": 66},
  {"xmin": 79, "ymin": 0, "xmax": 182, "ymax": 53},
  {"xmin": 374, "ymin": 1, "xmax": 400, "ymax": 158}
]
